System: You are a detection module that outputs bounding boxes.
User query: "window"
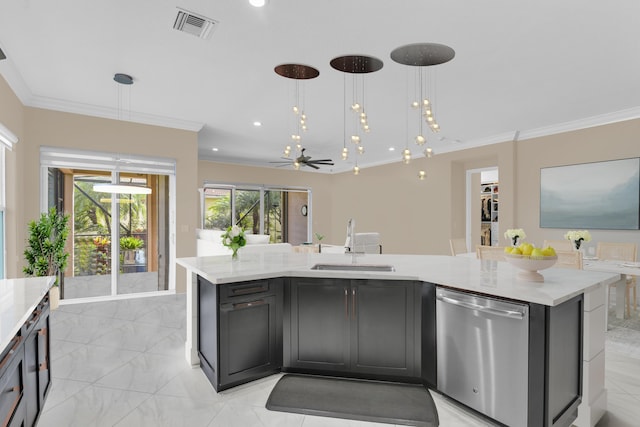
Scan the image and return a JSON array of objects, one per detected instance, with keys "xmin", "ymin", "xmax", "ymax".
[
  {"xmin": 0, "ymin": 122, "xmax": 18, "ymax": 279},
  {"xmin": 201, "ymin": 183, "xmax": 311, "ymax": 245}
]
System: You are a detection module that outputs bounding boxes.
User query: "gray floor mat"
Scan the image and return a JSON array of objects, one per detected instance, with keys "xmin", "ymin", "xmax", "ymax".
[{"xmin": 266, "ymin": 374, "xmax": 439, "ymax": 426}]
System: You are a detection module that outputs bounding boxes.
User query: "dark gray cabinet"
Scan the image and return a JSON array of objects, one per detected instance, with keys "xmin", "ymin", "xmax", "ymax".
[
  {"xmin": 198, "ymin": 277, "xmax": 282, "ymax": 391},
  {"xmin": 24, "ymin": 294, "xmax": 51, "ymax": 427},
  {"xmin": 528, "ymin": 294, "xmax": 583, "ymax": 427},
  {"xmin": 286, "ymin": 278, "xmax": 350, "ymax": 372},
  {"xmin": 285, "ymin": 278, "xmax": 419, "ymax": 379},
  {"xmin": 0, "ymin": 291, "xmax": 51, "ymax": 427}
]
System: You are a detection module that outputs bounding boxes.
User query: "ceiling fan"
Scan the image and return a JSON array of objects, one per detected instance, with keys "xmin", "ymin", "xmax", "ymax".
[{"xmin": 271, "ymin": 148, "xmax": 334, "ymax": 170}]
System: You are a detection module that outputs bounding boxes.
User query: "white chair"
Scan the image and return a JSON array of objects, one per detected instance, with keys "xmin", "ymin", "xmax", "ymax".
[
  {"xmin": 476, "ymin": 245, "xmax": 506, "ymax": 261},
  {"xmin": 449, "ymin": 238, "xmax": 468, "ymax": 256},
  {"xmin": 597, "ymin": 242, "xmax": 637, "ymax": 316},
  {"xmin": 543, "ymin": 239, "xmax": 574, "ymax": 251},
  {"xmin": 554, "ymin": 250, "xmax": 583, "ymax": 270}
]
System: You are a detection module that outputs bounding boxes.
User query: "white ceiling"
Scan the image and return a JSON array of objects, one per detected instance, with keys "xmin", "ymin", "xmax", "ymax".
[{"xmin": 1, "ymin": 0, "xmax": 639, "ymax": 173}]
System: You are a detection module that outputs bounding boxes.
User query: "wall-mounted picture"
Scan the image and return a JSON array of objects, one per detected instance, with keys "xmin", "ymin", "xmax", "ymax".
[{"xmin": 540, "ymin": 157, "xmax": 640, "ymax": 230}]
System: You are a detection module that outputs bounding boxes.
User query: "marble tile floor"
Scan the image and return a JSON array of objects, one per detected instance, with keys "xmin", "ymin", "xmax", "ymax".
[{"xmin": 38, "ymin": 293, "xmax": 640, "ymax": 427}]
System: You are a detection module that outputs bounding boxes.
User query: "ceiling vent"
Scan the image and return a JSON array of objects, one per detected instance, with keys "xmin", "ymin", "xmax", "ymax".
[{"xmin": 173, "ymin": 8, "xmax": 217, "ymax": 40}]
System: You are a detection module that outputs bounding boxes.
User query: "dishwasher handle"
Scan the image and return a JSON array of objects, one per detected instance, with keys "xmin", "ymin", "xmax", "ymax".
[{"xmin": 436, "ymin": 294, "xmax": 526, "ymax": 320}]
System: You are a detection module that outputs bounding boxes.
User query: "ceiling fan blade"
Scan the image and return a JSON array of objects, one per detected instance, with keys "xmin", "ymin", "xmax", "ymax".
[
  {"xmin": 310, "ymin": 161, "xmax": 335, "ymax": 165},
  {"xmin": 305, "ymin": 163, "xmax": 320, "ymax": 170}
]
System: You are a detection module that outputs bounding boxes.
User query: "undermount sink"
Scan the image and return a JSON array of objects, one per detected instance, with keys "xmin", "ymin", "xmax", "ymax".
[{"xmin": 310, "ymin": 263, "xmax": 395, "ymax": 272}]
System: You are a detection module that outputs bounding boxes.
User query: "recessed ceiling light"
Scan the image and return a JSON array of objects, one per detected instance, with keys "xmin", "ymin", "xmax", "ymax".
[
  {"xmin": 212, "ymin": 148, "xmax": 219, "ymax": 152},
  {"xmin": 388, "ymin": 147, "xmax": 395, "ymax": 151},
  {"xmin": 253, "ymin": 121, "xmax": 262, "ymax": 127},
  {"xmin": 249, "ymin": 0, "xmax": 267, "ymax": 7}
]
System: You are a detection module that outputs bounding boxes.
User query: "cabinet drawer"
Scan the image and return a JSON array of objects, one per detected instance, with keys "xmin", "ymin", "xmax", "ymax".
[{"xmin": 220, "ymin": 280, "xmax": 271, "ymax": 301}]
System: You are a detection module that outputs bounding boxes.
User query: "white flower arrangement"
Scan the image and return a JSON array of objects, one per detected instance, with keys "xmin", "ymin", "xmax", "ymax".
[
  {"xmin": 504, "ymin": 228, "xmax": 526, "ymax": 246},
  {"xmin": 221, "ymin": 225, "xmax": 246, "ymax": 258},
  {"xmin": 564, "ymin": 230, "xmax": 591, "ymax": 250},
  {"xmin": 504, "ymin": 228, "xmax": 526, "ymax": 240},
  {"xmin": 564, "ymin": 230, "xmax": 591, "ymax": 242}
]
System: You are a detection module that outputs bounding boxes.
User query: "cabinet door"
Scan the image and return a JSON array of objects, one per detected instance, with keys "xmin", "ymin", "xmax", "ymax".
[
  {"xmin": 351, "ymin": 280, "xmax": 416, "ymax": 377},
  {"xmin": 289, "ymin": 278, "xmax": 350, "ymax": 371},
  {"xmin": 36, "ymin": 305, "xmax": 51, "ymax": 410},
  {"xmin": 23, "ymin": 321, "xmax": 39, "ymax": 427},
  {"xmin": 197, "ymin": 276, "xmax": 219, "ymax": 389},
  {"xmin": 24, "ymin": 300, "xmax": 51, "ymax": 427},
  {"xmin": 218, "ymin": 295, "xmax": 279, "ymax": 388}
]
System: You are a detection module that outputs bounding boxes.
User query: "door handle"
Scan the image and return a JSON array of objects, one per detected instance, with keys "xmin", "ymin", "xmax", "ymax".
[
  {"xmin": 344, "ymin": 288, "xmax": 348, "ymax": 320},
  {"xmin": 352, "ymin": 288, "xmax": 356, "ymax": 319},
  {"xmin": 231, "ymin": 285, "xmax": 267, "ymax": 296},
  {"xmin": 232, "ymin": 300, "xmax": 266, "ymax": 310},
  {"xmin": 437, "ymin": 295, "xmax": 526, "ymax": 320}
]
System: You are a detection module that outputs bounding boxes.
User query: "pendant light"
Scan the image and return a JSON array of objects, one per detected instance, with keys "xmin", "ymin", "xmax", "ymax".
[
  {"xmin": 330, "ymin": 54, "xmax": 383, "ymax": 175},
  {"xmin": 99, "ymin": 73, "xmax": 153, "ymax": 195},
  {"xmin": 274, "ymin": 64, "xmax": 319, "ymax": 166},
  {"xmin": 391, "ymin": 43, "xmax": 455, "ymax": 169},
  {"xmin": 93, "ymin": 182, "xmax": 152, "ymax": 195}
]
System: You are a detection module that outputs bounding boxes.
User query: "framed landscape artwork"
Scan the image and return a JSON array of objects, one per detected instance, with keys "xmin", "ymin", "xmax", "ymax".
[{"xmin": 540, "ymin": 157, "xmax": 640, "ymax": 230}]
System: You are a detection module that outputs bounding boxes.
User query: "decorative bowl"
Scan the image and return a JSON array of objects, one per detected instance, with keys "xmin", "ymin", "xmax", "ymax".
[{"xmin": 504, "ymin": 254, "xmax": 558, "ymax": 282}]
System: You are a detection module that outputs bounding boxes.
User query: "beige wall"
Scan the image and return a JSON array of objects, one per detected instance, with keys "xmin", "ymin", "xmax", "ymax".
[
  {"xmin": 515, "ymin": 119, "xmax": 640, "ymax": 252},
  {"xmin": 329, "ymin": 141, "xmax": 516, "ymax": 255},
  {"xmin": 0, "ymin": 75, "xmax": 199, "ymax": 291},
  {"xmin": 199, "ymin": 119, "xmax": 639, "ymax": 258}
]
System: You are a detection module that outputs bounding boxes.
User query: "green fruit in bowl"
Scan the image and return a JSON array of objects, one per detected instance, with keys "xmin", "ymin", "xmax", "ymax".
[{"xmin": 541, "ymin": 246, "xmax": 556, "ymax": 257}]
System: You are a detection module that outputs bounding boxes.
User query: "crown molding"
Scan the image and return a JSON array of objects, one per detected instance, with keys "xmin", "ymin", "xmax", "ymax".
[
  {"xmin": 27, "ymin": 95, "xmax": 204, "ymax": 132},
  {"xmin": 0, "ymin": 64, "xmax": 205, "ymax": 132},
  {"xmin": 517, "ymin": 107, "xmax": 640, "ymax": 141},
  {"xmin": 0, "ymin": 58, "xmax": 34, "ymax": 106}
]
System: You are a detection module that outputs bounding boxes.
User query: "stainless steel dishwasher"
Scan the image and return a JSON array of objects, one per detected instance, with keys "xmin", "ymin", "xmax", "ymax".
[{"xmin": 436, "ymin": 287, "xmax": 529, "ymax": 427}]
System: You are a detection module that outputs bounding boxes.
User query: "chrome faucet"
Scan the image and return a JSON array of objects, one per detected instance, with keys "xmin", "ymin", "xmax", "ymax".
[{"xmin": 345, "ymin": 218, "xmax": 355, "ymax": 253}]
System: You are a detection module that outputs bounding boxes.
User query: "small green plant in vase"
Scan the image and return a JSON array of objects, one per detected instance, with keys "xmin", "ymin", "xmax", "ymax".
[
  {"xmin": 120, "ymin": 236, "xmax": 144, "ymax": 265},
  {"xmin": 315, "ymin": 232, "xmax": 324, "ymax": 253}
]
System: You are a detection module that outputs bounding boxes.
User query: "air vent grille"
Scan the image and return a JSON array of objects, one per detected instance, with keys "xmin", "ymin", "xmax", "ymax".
[{"xmin": 173, "ymin": 8, "xmax": 217, "ymax": 40}]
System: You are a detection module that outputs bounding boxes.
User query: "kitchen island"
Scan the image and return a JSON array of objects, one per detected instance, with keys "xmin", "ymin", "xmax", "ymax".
[{"xmin": 177, "ymin": 252, "xmax": 619, "ymax": 427}]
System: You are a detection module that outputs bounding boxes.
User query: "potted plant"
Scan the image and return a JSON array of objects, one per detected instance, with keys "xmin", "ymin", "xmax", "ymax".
[
  {"xmin": 23, "ymin": 207, "xmax": 70, "ymax": 310},
  {"xmin": 119, "ymin": 236, "xmax": 144, "ymax": 264}
]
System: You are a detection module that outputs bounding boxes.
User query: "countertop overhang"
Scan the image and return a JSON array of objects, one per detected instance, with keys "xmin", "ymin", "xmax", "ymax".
[
  {"xmin": 177, "ymin": 253, "xmax": 619, "ymax": 307},
  {"xmin": 1, "ymin": 276, "xmax": 55, "ymax": 353}
]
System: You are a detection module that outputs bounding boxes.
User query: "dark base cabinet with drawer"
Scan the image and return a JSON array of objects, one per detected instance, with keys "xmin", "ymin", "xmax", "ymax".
[
  {"xmin": 0, "ymin": 291, "xmax": 51, "ymax": 427},
  {"xmin": 197, "ymin": 277, "xmax": 283, "ymax": 392}
]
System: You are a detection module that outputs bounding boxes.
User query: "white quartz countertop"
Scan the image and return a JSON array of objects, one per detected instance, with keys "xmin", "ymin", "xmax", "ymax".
[
  {"xmin": 1, "ymin": 276, "xmax": 55, "ymax": 353},
  {"xmin": 177, "ymin": 253, "xmax": 620, "ymax": 307}
]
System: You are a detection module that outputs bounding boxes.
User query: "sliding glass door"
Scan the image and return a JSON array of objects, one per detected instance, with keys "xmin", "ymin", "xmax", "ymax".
[{"xmin": 42, "ymin": 148, "xmax": 175, "ymax": 301}]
